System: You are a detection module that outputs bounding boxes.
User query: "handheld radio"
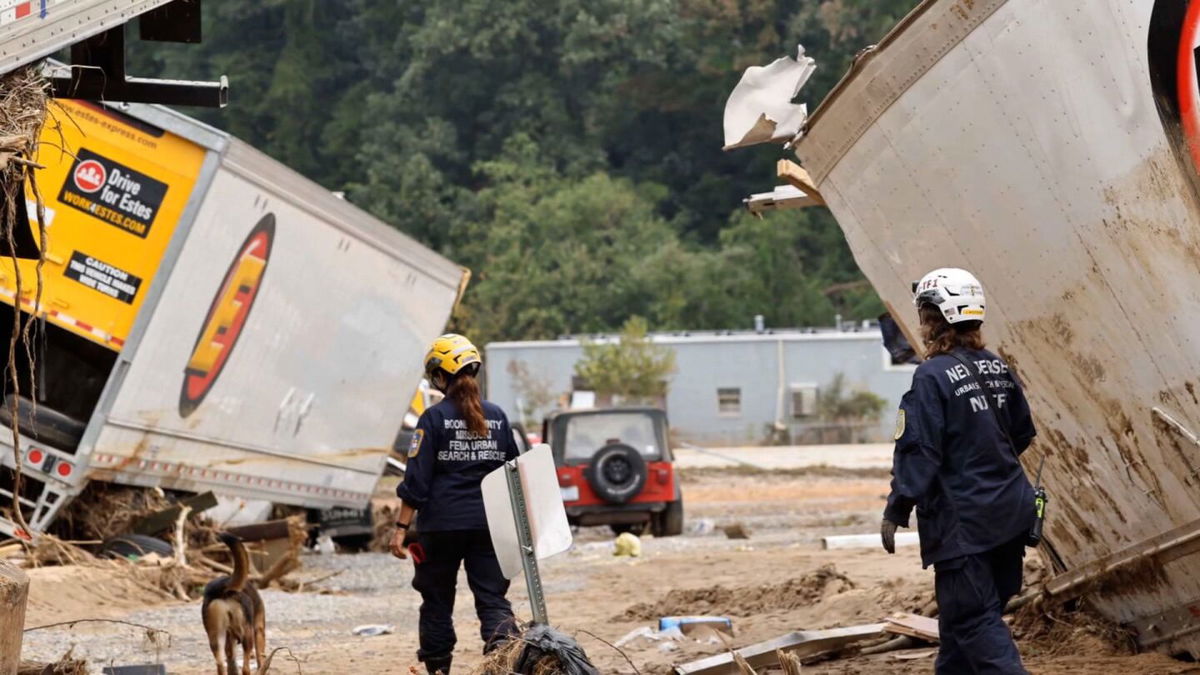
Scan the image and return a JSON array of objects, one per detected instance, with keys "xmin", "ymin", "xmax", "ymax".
[{"xmin": 1027, "ymin": 454, "xmax": 1048, "ymax": 547}]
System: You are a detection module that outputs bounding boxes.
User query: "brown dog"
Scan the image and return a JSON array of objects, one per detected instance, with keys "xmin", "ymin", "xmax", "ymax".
[{"xmin": 202, "ymin": 533, "xmax": 266, "ymax": 675}]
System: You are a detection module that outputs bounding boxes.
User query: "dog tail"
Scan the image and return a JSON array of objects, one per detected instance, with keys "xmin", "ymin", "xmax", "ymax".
[{"xmin": 219, "ymin": 532, "xmax": 250, "ymax": 593}]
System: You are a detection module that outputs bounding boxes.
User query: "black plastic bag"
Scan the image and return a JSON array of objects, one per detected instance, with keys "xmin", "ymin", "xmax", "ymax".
[{"xmin": 513, "ymin": 624, "xmax": 600, "ymax": 675}]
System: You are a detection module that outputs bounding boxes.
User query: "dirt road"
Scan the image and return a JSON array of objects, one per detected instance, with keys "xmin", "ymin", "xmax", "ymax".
[{"xmin": 18, "ymin": 462, "xmax": 1199, "ymax": 674}]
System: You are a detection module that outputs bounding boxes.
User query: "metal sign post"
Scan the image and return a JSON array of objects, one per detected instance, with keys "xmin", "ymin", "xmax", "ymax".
[{"xmin": 505, "ymin": 460, "xmax": 549, "ymax": 625}]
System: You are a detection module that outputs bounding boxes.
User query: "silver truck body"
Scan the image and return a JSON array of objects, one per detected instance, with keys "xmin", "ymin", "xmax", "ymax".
[
  {"xmin": 0, "ymin": 102, "xmax": 465, "ymax": 537},
  {"xmin": 785, "ymin": 0, "xmax": 1200, "ymax": 657}
]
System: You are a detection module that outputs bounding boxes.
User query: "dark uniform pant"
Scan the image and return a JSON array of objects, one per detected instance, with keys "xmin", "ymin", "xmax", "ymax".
[
  {"xmin": 934, "ymin": 536, "xmax": 1027, "ymax": 674},
  {"xmin": 413, "ymin": 529, "xmax": 517, "ymax": 671}
]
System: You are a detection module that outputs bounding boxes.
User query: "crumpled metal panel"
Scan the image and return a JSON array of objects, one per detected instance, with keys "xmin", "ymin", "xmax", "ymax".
[{"xmin": 796, "ymin": 0, "xmax": 1200, "ymax": 657}]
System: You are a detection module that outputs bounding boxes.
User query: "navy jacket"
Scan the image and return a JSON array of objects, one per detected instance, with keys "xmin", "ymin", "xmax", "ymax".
[
  {"xmin": 884, "ymin": 348, "xmax": 1037, "ymax": 567},
  {"xmin": 396, "ymin": 399, "xmax": 520, "ymax": 531}
]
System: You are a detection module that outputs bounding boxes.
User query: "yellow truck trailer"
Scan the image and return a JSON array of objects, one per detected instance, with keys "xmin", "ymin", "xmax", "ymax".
[{"xmin": 0, "ymin": 99, "xmax": 466, "ymax": 541}]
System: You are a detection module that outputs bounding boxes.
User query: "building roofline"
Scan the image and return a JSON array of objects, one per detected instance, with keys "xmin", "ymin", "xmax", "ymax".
[{"xmin": 486, "ymin": 329, "xmax": 884, "ymax": 351}]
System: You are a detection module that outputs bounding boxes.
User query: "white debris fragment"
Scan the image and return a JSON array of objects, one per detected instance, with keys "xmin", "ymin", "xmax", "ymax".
[{"xmin": 722, "ymin": 45, "xmax": 816, "ymax": 150}]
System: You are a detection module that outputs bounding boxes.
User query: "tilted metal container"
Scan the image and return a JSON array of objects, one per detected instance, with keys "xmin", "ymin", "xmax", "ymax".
[{"xmin": 789, "ymin": 0, "xmax": 1200, "ymax": 657}]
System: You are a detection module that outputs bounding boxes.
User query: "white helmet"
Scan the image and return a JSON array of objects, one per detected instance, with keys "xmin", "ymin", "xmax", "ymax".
[{"xmin": 912, "ymin": 268, "xmax": 986, "ymax": 324}]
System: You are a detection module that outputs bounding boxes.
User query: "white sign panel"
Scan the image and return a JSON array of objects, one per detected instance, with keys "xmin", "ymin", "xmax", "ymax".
[{"xmin": 481, "ymin": 444, "xmax": 573, "ymax": 580}]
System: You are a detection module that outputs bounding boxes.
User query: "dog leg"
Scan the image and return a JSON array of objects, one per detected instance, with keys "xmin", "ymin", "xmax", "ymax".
[
  {"xmin": 241, "ymin": 636, "xmax": 253, "ymax": 675},
  {"xmin": 254, "ymin": 618, "xmax": 266, "ymax": 671},
  {"xmin": 225, "ymin": 633, "xmax": 238, "ymax": 675},
  {"xmin": 208, "ymin": 631, "xmax": 227, "ymax": 675}
]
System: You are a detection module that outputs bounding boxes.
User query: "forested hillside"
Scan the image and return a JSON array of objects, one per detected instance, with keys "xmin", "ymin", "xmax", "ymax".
[{"xmin": 132, "ymin": 0, "xmax": 920, "ymax": 344}]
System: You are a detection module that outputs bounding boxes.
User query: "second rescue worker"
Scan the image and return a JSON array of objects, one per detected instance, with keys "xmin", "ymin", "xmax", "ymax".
[
  {"xmin": 390, "ymin": 334, "xmax": 520, "ymax": 675},
  {"xmin": 882, "ymin": 268, "xmax": 1037, "ymax": 674}
]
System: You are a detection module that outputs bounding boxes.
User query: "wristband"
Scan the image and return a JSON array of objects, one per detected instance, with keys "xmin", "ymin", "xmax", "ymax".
[{"xmin": 395, "ymin": 522, "xmax": 410, "ymax": 530}]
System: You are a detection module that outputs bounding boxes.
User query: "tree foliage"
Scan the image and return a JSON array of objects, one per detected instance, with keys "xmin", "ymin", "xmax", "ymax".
[
  {"xmin": 818, "ymin": 373, "xmax": 888, "ymax": 423},
  {"xmin": 130, "ymin": 0, "xmax": 920, "ymax": 341},
  {"xmin": 574, "ymin": 317, "xmax": 676, "ymax": 401}
]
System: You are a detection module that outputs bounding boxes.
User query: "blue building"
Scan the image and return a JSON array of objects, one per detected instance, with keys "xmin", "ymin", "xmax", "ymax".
[{"xmin": 485, "ymin": 328, "xmax": 916, "ymax": 446}]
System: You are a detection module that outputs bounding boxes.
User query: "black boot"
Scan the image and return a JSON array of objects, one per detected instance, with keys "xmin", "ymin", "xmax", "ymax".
[{"xmin": 425, "ymin": 655, "xmax": 452, "ymax": 675}]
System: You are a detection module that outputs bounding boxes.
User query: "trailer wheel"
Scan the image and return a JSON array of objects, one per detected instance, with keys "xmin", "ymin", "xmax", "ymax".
[
  {"xmin": 0, "ymin": 395, "xmax": 86, "ymax": 452},
  {"xmin": 332, "ymin": 533, "xmax": 373, "ymax": 553},
  {"xmin": 100, "ymin": 534, "xmax": 174, "ymax": 561}
]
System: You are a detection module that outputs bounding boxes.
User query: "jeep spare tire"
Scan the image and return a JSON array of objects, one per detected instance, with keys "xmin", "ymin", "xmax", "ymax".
[{"xmin": 584, "ymin": 443, "xmax": 647, "ymax": 504}]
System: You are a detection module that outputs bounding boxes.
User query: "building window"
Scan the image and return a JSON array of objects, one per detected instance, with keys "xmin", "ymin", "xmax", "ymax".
[
  {"xmin": 791, "ymin": 384, "xmax": 819, "ymax": 419},
  {"xmin": 717, "ymin": 387, "xmax": 741, "ymax": 415}
]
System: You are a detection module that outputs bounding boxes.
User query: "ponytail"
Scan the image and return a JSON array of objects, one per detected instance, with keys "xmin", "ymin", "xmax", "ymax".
[{"xmin": 447, "ymin": 372, "xmax": 488, "ymax": 438}]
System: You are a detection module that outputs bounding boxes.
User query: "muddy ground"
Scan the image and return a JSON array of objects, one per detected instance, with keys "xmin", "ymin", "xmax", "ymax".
[{"xmin": 18, "ymin": 447, "xmax": 1200, "ymax": 674}]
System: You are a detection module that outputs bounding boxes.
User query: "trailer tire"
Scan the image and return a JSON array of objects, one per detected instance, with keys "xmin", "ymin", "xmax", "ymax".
[
  {"xmin": 100, "ymin": 534, "xmax": 174, "ymax": 561},
  {"xmin": 653, "ymin": 499, "xmax": 684, "ymax": 537},
  {"xmin": 584, "ymin": 444, "xmax": 646, "ymax": 504},
  {"xmin": 609, "ymin": 522, "xmax": 647, "ymax": 537},
  {"xmin": 332, "ymin": 533, "xmax": 373, "ymax": 553},
  {"xmin": 0, "ymin": 395, "xmax": 86, "ymax": 452}
]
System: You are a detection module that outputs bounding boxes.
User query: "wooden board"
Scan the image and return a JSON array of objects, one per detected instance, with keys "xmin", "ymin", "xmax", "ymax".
[
  {"xmin": 776, "ymin": 160, "xmax": 826, "ymax": 206},
  {"xmin": 674, "ymin": 623, "xmax": 886, "ymax": 675},
  {"xmin": 0, "ymin": 561, "xmax": 29, "ymax": 675},
  {"xmin": 884, "ymin": 613, "xmax": 939, "ymax": 642},
  {"xmin": 133, "ymin": 491, "xmax": 218, "ymax": 535}
]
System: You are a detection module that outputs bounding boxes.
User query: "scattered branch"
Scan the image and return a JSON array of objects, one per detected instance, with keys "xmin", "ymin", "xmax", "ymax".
[
  {"xmin": 577, "ymin": 629, "xmax": 640, "ymax": 675},
  {"xmin": 24, "ymin": 618, "xmax": 172, "ymax": 646}
]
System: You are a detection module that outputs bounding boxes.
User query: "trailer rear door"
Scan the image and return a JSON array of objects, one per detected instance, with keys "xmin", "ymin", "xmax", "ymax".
[{"xmin": 5, "ymin": 99, "xmax": 206, "ymax": 350}]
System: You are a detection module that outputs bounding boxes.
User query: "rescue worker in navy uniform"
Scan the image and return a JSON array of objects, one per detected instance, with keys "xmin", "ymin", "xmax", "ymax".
[
  {"xmin": 882, "ymin": 268, "xmax": 1037, "ymax": 674},
  {"xmin": 390, "ymin": 334, "xmax": 520, "ymax": 675}
]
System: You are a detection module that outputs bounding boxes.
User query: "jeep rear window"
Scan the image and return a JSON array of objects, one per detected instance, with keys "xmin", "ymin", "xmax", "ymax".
[{"xmin": 563, "ymin": 413, "xmax": 661, "ymax": 462}]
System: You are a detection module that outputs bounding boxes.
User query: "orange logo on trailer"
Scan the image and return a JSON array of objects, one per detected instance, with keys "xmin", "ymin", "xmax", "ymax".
[
  {"xmin": 1149, "ymin": 0, "xmax": 1200, "ymax": 176},
  {"xmin": 179, "ymin": 214, "xmax": 275, "ymax": 417}
]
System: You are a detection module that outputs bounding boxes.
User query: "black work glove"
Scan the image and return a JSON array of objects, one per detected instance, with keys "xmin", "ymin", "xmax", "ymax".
[{"xmin": 881, "ymin": 518, "xmax": 898, "ymax": 554}]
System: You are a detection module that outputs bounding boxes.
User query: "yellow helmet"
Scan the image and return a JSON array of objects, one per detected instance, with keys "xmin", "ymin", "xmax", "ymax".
[{"xmin": 424, "ymin": 333, "xmax": 482, "ymax": 377}]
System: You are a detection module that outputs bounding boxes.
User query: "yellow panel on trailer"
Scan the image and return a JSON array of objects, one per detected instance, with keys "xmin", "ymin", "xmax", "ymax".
[{"xmin": 2, "ymin": 99, "xmax": 206, "ymax": 349}]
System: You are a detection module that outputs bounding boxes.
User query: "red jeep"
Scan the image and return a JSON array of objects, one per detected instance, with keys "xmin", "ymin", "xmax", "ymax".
[{"xmin": 543, "ymin": 407, "xmax": 683, "ymax": 537}]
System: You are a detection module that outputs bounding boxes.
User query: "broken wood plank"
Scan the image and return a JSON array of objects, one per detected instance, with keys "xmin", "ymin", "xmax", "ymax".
[
  {"xmin": 732, "ymin": 652, "xmax": 756, "ymax": 675},
  {"xmin": 674, "ymin": 623, "xmax": 886, "ymax": 675},
  {"xmin": 133, "ymin": 491, "xmax": 218, "ymax": 535},
  {"xmin": 884, "ymin": 613, "xmax": 939, "ymax": 642},
  {"xmin": 1045, "ymin": 515, "xmax": 1200, "ymax": 600},
  {"xmin": 0, "ymin": 561, "xmax": 29, "ymax": 675},
  {"xmin": 226, "ymin": 519, "xmax": 292, "ymax": 542},
  {"xmin": 822, "ymin": 532, "xmax": 919, "ymax": 550},
  {"xmin": 776, "ymin": 159, "xmax": 826, "ymax": 206},
  {"xmin": 775, "ymin": 650, "xmax": 803, "ymax": 675}
]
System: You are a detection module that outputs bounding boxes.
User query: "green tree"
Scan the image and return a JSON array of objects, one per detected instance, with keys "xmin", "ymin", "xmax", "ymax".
[
  {"xmin": 818, "ymin": 373, "xmax": 887, "ymax": 424},
  {"xmin": 126, "ymin": 0, "xmax": 922, "ymax": 342},
  {"xmin": 574, "ymin": 316, "xmax": 676, "ymax": 402}
]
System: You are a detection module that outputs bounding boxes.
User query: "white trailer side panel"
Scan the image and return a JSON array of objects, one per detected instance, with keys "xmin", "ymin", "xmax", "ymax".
[
  {"xmin": 0, "ymin": 0, "xmax": 175, "ymax": 75},
  {"xmin": 795, "ymin": 0, "xmax": 1200, "ymax": 656},
  {"xmin": 87, "ymin": 138, "xmax": 465, "ymax": 509}
]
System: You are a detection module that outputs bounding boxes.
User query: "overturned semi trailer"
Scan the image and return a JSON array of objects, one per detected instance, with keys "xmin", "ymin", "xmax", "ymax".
[{"xmin": 730, "ymin": 0, "xmax": 1200, "ymax": 659}]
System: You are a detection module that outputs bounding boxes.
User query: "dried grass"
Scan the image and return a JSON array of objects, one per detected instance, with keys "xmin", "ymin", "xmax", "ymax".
[
  {"xmin": 0, "ymin": 66, "xmax": 50, "ymax": 172},
  {"xmin": 1012, "ymin": 599, "xmax": 1137, "ymax": 658},
  {"xmin": 18, "ymin": 647, "xmax": 87, "ymax": 675},
  {"xmin": 472, "ymin": 637, "xmax": 561, "ymax": 675},
  {"xmin": 51, "ymin": 483, "xmax": 173, "ymax": 543},
  {"xmin": 1, "ymin": 65, "xmax": 51, "ymax": 536},
  {"xmin": 32, "ymin": 490, "xmax": 311, "ymax": 601}
]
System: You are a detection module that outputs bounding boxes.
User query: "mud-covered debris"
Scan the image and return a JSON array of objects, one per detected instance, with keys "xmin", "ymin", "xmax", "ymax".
[{"xmin": 620, "ymin": 563, "xmax": 855, "ymax": 620}]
